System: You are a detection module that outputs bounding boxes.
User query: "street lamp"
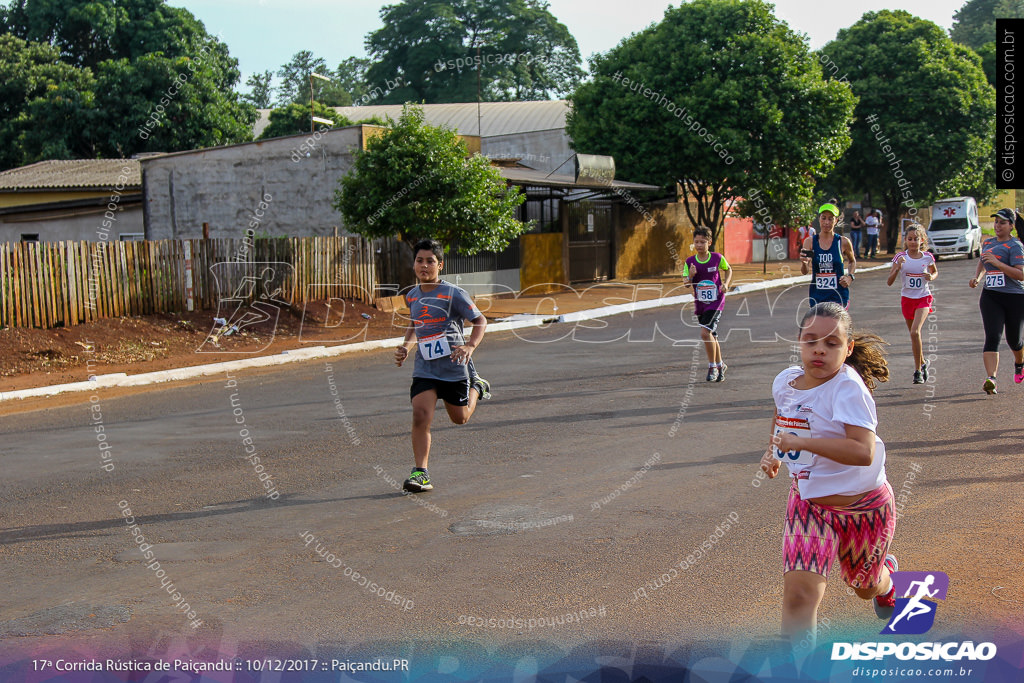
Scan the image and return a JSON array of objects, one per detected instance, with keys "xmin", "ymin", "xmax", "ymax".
[{"xmin": 309, "ymin": 72, "xmax": 332, "ymax": 133}]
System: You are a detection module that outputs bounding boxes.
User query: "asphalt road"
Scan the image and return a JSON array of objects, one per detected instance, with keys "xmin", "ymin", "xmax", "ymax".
[{"xmin": 1, "ymin": 257, "xmax": 1021, "ymax": 680}]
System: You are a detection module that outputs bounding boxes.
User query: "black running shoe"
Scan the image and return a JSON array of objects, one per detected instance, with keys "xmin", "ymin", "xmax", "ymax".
[
  {"xmin": 403, "ymin": 469, "xmax": 432, "ymax": 492},
  {"xmin": 716, "ymin": 363, "xmax": 727, "ymax": 382},
  {"xmin": 913, "ymin": 370, "xmax": 923, "ymax": 384},
  {"xmin": 920, "ymin": 361, "xmax": 929, "ymax": 381},
  {"xmin": 471, "ymin": 376, "xmax": 492, "ymax": 400}
]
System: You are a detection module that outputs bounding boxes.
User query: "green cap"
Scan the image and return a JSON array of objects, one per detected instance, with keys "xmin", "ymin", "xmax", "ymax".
[{"xmin": 818, "ymin": 203, "xmax": 840, "ymax": 217}]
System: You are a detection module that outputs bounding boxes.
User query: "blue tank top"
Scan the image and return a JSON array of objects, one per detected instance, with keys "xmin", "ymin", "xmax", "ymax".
[{"xmin": 809, "ymin": 234, "xmax": 849, "ymax": 307}]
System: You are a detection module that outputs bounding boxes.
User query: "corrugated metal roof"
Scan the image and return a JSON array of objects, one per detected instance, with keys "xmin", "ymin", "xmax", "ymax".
[
  {"xmin": 499, "ymin": 167, "xmax": 660, "ymax": 191},
  {"xmin": 254, "ymin": 100, "xmax": 569, "ymax": 138},
  {"xmin": 0, "ymin": 159, "xmax": 141, "ymax": 191}
]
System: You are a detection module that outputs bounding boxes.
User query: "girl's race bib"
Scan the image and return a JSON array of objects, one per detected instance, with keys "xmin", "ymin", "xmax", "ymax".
[
  {"xmin": 417, "ymin": 332, "xmax": 452, "ymax": 360},
  {"xmin": 905, "ymin": 272, "xmax": 925, "ymax": 290},
  {"xmin": 695, "ymin": 280, "xmax": 718, "ymax": 303},
  {"xmin": 773, "ymin": 415, "xmax": 814, "ymax": 466}
]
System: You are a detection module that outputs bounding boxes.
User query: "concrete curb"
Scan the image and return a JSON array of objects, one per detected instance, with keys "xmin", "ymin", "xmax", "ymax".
[{"xmin": 0, "ymin": 264, "xmax": 890, "ymax": 402}]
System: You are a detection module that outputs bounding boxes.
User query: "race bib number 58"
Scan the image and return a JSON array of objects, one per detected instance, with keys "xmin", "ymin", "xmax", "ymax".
[
  {"xmin": 696, "ymin": 280, "xmax": 718, "ymax": 303},
  {"xmin": 417, "ymin": 333, "xmax": 452, "ymax": 360}
]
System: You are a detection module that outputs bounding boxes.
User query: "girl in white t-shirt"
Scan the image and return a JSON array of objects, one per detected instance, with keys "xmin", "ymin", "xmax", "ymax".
[
  {"xmin": 886, "ymin": 224, "xmax": 938, "ymax": 384},
  {"xmin": 759, "ymin": 302, "xmax": 897, "ymax": 649}
]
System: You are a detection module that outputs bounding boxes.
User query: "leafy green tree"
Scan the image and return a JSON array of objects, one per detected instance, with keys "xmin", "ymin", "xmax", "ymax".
[
  {"xmin": 94, "ymin": 53, "xmax": 256, "ymax": 155},
  {"xmin": 258, "ymin": 102, "xmax": 351, "ymax": 140},
  {"xmin": 364, "ymin": 0, "xmax": 584, "ymax": 104},
  {"xmin": 976, "ymin": 41, "xmax": 996, "ymax": 86},
  {"xmin": 0, "ymin": 34, "xmax": 97, "ymax": 169},
  {"xmin": 332, "ymin": 57, "xmax": 371, "ymax": 104},
  {"xmin": 243, "ymin": 70, "xmax": 275, "ymax": 108},
  {"xmin": 334, "ymin": 105, "xmax": 527, "ymax": 254},
  {"xmin": 567, "ymin": 0, "xmax": 855, "ymax": 245},
  {"xmin": 821, "ymin": 10, "xmax": 995, "ymax": 252},
  {"xmin": 1, "ymin": 0, "xmax": 254, "ymax": 164},
  {"xmin": 276, "ymin": 50, "xmax": 329, "ymax": 106},
  {"xmin": 951, "ymin": 0, "xmax": 1024, "ymax": 50}
]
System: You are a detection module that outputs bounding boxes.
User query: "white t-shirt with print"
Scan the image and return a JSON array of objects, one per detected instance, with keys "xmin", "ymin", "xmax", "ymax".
[
  {"xmin": 771, "ymin": 364, "xmax": 887, "ymax": 500},
  {"xmin": 894, "ymin": 251, "xmax": 936, "ymax": 299}
]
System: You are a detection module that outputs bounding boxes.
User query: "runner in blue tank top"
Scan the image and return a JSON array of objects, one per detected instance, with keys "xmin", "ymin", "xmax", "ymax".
[{"xmin": 800, "ymin": 203, "xmax": 857, "ymax": 308}]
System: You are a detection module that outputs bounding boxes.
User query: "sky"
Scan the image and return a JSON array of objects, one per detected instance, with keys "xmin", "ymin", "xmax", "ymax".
[{"xmin": 168, "ymin": 0, "xmax": 968, "ymax": 90}]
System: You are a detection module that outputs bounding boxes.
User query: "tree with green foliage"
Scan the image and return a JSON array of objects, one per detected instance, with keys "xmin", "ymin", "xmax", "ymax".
[
  {"xmin": 275, "ymin": 50, "xmax": 328, "ymax": 106},
  {"xmin": 0, "ymin": 0, "xmax": 254, "ymax": 168},
  {"xmin": 567, "ymin": 0, "xmax": 855, "ymax": 245},
  {"xmin": 0, "ymin": 34, "xmax": 97, "ymax": 169},
  {"xmin": 334, "ymin": 106, "xmax": 527, "ymax": 254},
  {"xmin": 951, "ymin": 0, "xmax": 1024, "ymax": 50},
  {"xmin": 364, "ymin": 0, "xmax": 584, "ymax": 104},
  {"xmin": 258, "ymin": 102, "xmax": 351, "ymax": 140},
  {"xmin": 243, "ymin": 70, "xmax": 275, "ymax": 108},
  {"xmin": 821, "ymin": 10, "xmax": 995, "ymax": 253}
]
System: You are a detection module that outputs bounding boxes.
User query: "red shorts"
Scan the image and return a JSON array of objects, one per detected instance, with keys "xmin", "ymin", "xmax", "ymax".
[
  {"xmin": 783, "ymin": 480, "xmax": 895, "ymax": 589},
  {"xmin": 901, "ymin": 295, "xmax": 934, "ymax": 321}
]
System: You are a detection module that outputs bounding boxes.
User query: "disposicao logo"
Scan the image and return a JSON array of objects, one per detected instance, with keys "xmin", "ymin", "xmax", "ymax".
[
  {"xmin": 884, "ymin": 570, "xmax": 949, "ymax": 635},
  {"xmin": 831, "ymin": 571, "xmax": 998, "ymax": 663}
]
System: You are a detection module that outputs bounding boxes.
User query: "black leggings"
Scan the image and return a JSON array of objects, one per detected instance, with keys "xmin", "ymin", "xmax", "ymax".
[{"xmin": 980, "ymin": 289, "xmax": 1024, "ymax": 353}]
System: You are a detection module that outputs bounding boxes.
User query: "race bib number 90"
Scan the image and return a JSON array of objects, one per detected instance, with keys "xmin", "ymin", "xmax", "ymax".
[
  {"xmin": 905, "ymin": 273, "xmax": 925, "ymax": 289},
  {"xmin": 985, "ymin": 271, "xmax": 1006, "ymax": 289},
  {"xmin": 417, "ymin": 333, "xmax": 452, "ymax": 360},
  {"xmin": 696, "ymin": 280, "xmax": 718, "ymax": 303},
  {"xmin": 773, "ymin": 415, "xmax": 814, "ymax": 466},
  {"xmin": 815, "ymin": 273, "xmax": 838, "ymax": 290}
]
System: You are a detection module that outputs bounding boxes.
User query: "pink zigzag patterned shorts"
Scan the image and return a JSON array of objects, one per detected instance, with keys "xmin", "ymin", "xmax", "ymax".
[{"xmin": 783, "ymin": 480, "xmax": 896, "ymax": 589}]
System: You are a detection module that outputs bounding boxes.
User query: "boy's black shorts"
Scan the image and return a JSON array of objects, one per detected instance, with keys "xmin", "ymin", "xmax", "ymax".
[
  {"xmin": 410, "ymin": 377, "xmax": 471, "ymax": 406},
  {"xmin": 697, "ymin": 310, "xmax": 722, "ymax": 336}
]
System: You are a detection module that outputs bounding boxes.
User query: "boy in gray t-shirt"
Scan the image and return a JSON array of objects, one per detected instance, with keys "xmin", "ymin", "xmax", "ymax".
[{"xmin": 394, "ymin": 239, "xmax": 491, "ymax": 492}]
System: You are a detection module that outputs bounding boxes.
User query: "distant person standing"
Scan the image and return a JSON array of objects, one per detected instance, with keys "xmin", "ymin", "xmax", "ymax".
[
  {"xmin": 848, "ymin": 211, "xmax": 865, "ymax": 258},
  {"xmin": 864, "ymin": 211, "xmax": 881, "ymax": 258}
]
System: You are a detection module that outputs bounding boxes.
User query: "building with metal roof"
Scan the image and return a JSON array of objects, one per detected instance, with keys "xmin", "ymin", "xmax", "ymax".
[{"xmin": 0, "ymin": 160, "xmax": 143, "ymax": 243}]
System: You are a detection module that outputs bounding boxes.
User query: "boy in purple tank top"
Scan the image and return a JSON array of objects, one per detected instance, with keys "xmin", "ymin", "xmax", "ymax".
[{"xmin": 683, "ymin": 226, "xmax": 733, "ymax": 381}]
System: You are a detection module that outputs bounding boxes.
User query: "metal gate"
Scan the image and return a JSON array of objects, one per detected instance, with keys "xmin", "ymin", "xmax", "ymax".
[{"xmin": 566, "ymin": 201, "xmax": 613, "ymax": 282}]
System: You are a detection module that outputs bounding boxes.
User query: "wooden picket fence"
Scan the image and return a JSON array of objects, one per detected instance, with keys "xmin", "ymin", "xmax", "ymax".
[{"xmin": 0, "ymin": 236, "xmax": 379, "ymax": 329}]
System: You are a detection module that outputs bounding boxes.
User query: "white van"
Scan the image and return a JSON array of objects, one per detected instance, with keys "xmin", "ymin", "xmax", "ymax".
[{"xmin": 927, "ymin": 197, "xmax": 982, "ymax": 259}]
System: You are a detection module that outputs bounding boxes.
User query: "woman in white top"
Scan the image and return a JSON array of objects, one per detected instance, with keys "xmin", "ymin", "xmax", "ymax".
[{"xmin": 886, "ymin": 224, "xmax": 938, "ymax": 383}]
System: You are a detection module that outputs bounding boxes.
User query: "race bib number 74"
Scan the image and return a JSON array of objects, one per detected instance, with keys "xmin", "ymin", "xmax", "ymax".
[{"xmin": 417, "ymin": 333, "xmax": 452, "ymax": 360}]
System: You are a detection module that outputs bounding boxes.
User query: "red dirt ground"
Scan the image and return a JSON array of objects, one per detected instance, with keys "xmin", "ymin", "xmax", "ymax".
[{"xmin": 0, "ymin": 299, "xmax": 409, "ymax": 395}]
